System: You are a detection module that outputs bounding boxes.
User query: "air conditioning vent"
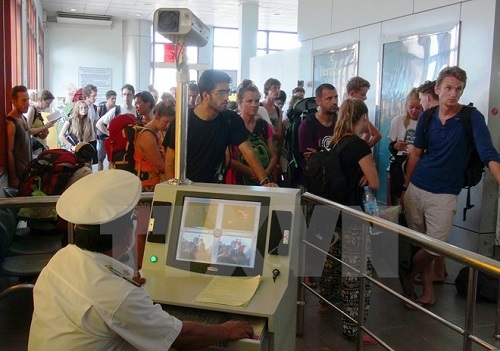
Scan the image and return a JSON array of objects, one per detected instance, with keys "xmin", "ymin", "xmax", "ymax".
[{"xmin": 56, "ymin": 12, "xmax": 113, "ymax": 27}]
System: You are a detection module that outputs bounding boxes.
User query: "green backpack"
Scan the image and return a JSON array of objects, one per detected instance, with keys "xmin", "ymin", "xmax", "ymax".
[{"xmin": 237, "ymin": 119, "xmax": 271, "ymax": 185}]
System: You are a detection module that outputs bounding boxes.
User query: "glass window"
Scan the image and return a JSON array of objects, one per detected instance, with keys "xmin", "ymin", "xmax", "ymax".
[
  {"xmin": 214, "ymin": 28, "xmax": 239, "ymax": 47},
  {"xmin": 153, "ymin": 68, "xmax": 198, "ymax": 96},
  {"xmin": 214, "ymin": 47, "xmax": 239, "ymax": 70},
  {"xmin": 257, "ymin": 31, "xmax": 268, "ymax": 49}
]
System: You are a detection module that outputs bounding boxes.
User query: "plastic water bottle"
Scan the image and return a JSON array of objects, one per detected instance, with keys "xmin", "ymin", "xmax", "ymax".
[{"xmin": 363, "ymin": 186, "xmax": 379, "ymax": 217}]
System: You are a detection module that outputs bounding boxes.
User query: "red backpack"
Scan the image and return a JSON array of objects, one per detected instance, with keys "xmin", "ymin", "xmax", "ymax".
[
  {"xmin": 105, "ymin": 113, "xmax": 149, "ymax": 174},
  {"xmin": 18, "ymin": 149, "xmax": 83, "ymax": 196}
]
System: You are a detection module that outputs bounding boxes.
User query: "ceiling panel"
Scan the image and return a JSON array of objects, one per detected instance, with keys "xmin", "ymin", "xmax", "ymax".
[{"xmin": 41, "ymin": 0, "xmax": 298, "ymax": 32}]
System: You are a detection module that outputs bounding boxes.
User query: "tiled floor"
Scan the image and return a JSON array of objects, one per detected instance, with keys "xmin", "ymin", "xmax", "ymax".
[{"xmin": 295, "ymin": 259, "xmax": 499, "ymax": 351}]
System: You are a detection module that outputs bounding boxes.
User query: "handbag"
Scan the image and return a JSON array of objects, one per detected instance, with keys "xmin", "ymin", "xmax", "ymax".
[
  {"xmin": 30, "ymin": 137, "xmax": 45, "ymax": 152},
  {"xmin": 65, "ymin": 132, "xmax": 79, "ymax": 146}
]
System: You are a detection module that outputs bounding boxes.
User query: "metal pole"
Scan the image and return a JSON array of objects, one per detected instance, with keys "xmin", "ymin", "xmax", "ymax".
[
  {"xmin": 495, "ymin": 279, "xmax": 500, "ymax": 340},
  {"xmin": 463, "ymin": 267, "xmax": 478, "ymax": 351},
  {"xmin": 169, "ymin": 45, "xmax": 191, "ymax": 185},
  {"xmin": 357, "ymin": 223, "xmax": 369, "ymax": 351}
]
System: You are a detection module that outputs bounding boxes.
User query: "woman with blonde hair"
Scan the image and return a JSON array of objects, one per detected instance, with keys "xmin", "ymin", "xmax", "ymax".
[
  {"xmin": 26, "ymin": 90, "xmax": 57, "ymax": 157},
  {"xmin": 318, "ymin": 98, "xmax": 379, "ymax": 345},
  {"xmin": 388, "ymin": 88, "xmax": 422, "ymax": 205},
  {"xmin": 59, "ymin": 100, "xmax": 97, "ymax": 163}
]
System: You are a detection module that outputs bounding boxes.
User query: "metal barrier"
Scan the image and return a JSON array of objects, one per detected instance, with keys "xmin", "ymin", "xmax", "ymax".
[
  {"xmin": 0, "ymin": 193, "xmax": 154, "ymax": 244},
  {"xmin": 298, "ymin": 192, "xmax": 500, "ymax": 351}
]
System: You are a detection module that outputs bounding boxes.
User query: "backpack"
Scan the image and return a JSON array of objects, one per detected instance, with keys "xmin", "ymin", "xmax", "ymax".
[
  {"xmin": 455, "ymin": 266, "xmax": 498, "ymax": 303},
  {"xmin": 422, "ymin": 104, "xmax": 484, "ymax": 220},
  {"xmin": 97, "ymin": 101, "xmax": 108, "ymax": 118},
  {"xmin": 235, "ymin": 119, "xmax": 271, "ymax": 185},
  {"xmin": 285, "ymin": 97, "xmax": 318, "ymax": 187},
  {"xmin": 104, "ymin": 113, "xmax": 151, "ymax": 175},
  {"xmin": 18, "ymin": 149, "xmax": 83, "ymax": 196},
  {"xmin": 303, "ymin": 135, "xmax": 358, "ymax": 201}
]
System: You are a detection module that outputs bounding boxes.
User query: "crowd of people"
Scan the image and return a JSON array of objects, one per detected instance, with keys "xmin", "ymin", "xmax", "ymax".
[{"xmin": 4, "ymin": 65, "xmax": 500, "ymax": 349}]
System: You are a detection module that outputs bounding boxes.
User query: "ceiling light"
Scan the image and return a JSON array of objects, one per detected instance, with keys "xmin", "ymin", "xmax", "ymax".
[{"xmin": 70, "ymin": 8, "xmax": 77, "ymax": 12}]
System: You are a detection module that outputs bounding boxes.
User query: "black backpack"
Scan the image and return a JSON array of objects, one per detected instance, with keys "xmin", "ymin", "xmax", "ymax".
[
  {"xmin": 285, "ymin": 97, "xmax": 318, "ymax": 187},
  {"xmin": 455, "ymin": 267, "xmax": 498, "ymax": 303},
  {"xmin": 303, "ymin": 135, "xmax": 358, "ymax": 201},
  {"xmin": 422, "ymin": 104, "xmax": 484, "ymax": 220}
]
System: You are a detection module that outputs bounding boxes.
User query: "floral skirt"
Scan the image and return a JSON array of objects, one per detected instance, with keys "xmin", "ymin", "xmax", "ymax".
[{"xmin": 319, "ymin": 224, "xmax": 373, "ymax": 338}]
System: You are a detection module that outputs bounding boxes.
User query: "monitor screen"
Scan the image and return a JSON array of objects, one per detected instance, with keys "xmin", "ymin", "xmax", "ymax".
[{"xmin": 166, "ymin": 192, "xmax": 270, "ymax": 277}]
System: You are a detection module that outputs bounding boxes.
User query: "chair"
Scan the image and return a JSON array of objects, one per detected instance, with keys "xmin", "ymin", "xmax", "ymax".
[
  {"xmin": 2, "ymin": 187, "xmax": 18, "ymax": 198},
  {"xmin": 0, "ymin": 222, "xmax": 53, "ymax": 283},
  {"xmin": 2, "ymin": 187, "xmax": 20, "ymax": 219},
  {"xmin": 0, "ymin": 284, "xmax": 35, "ymax": 350},
  {"xmin": 0, "ymin": 209, "xmax": 62, "ymax": 255}
]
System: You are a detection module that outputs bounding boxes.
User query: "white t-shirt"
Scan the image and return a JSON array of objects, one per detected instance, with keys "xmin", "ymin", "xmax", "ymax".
[
  {"xmin": 388, "ymin": 115, "xmax": 417, "ymax": 156},
  {"xmin": 87, "ymin": 102, "xmax": 99, "ymax": 123},
  {"xmin": 29, "ymin": 245, "xmax": 182, "ymax": 351},
  {"xmin": 257, "ymin": 106, "xmax": 272, "ymax": 125},
  {"xmin": 99, "ymin": 104, "xmax": 137, "ymax": 126}
]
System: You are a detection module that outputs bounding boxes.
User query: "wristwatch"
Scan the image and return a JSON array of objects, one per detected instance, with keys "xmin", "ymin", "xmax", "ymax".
[
  {"xmin": 402, "ymin": 184, "xmax": 408, "ymax": 191},
  {"xmin": 260, "ymin": 177, "xmax": 271, "ymax": 186}
]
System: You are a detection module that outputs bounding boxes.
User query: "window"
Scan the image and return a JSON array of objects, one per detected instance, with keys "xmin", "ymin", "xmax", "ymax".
[
  {"xmin": 213, "ymin": 27, "xmax": 299, "ymax": 72},
  {"xmin": 151, "ymin": 29, "xmax": 199, "ymax": 94},
  {"xmin": 26, "ymin": 0, "xmax": 37, "ymax": 88},
  {"xmin": 213, "ymin": 28, "xmax": 239, "ymax": 71},
  {"xmin": 258, "ymin": 30, "xmax": 300, "ymax": 54}
]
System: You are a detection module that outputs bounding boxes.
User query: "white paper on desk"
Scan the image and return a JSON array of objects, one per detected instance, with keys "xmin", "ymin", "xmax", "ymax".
[
  {"xmin": 46, "ymin": 110, "xmax": 63, "ymax": 122},
  {"xmin": 194, "ymin": 275, "xmax": 262, "ymax": 308}
]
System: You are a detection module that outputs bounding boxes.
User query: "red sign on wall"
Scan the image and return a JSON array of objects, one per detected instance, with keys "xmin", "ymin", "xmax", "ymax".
[{"xmin": 164, "ymin": 44, "xmax": 182, "ymax": 63}]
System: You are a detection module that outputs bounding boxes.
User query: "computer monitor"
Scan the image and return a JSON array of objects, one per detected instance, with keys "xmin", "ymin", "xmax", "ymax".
[{"xmin": 166, "ymin": 191, "xmax": 270, "ymax": 277}]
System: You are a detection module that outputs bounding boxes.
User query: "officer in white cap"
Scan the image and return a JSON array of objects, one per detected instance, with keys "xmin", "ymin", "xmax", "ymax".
[{"xmin": 29, "ymin": 170, "xmax": 253, "ymax": 350}]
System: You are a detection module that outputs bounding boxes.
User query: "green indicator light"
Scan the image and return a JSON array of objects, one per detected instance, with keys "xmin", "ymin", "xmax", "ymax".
[{"xmin": 150, "ymin": 255, "xmax": 158, "ymax": 263}]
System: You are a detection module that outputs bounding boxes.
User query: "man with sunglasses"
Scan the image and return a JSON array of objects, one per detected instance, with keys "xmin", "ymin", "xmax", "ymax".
[
  {"xmin": 164, "ymin": 69, "xmax": 277, "ymax": 186},
  {"xmin": 29, "ymin": 170, "xmax": 254, "ymax": 350}
]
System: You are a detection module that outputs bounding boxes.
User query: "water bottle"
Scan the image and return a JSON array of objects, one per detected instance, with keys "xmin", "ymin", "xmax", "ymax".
[{"xmin": 363, "ymin": 186, "xmax": 379, "ymax": 217}]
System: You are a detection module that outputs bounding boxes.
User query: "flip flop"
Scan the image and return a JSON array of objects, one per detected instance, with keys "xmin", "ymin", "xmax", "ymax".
[
  {"xmin": 362, "ymin": 334, "xmax": 379, "ymax": 346},
  {"xmin": 318, "ymin": 304, "xmax": 334, "ymax": 314},
  {"xmin": 415, "ymin": 299, "xmax": 436, "ymax": 308},
  {"xmin": 414, "ymin": 273, "xmax": 445, "ymax": 285}
]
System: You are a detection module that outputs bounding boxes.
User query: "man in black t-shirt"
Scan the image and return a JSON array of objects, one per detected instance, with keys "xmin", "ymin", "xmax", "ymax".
[{"xmin": 163, "ymin": 70, "xmax": 276, "ymax": 186}]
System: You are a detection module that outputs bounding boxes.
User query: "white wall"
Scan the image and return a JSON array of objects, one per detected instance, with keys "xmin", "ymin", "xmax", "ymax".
[
  {"xmin": 44, "ymin": 21, "xmax": 124, "ymax": 103},
  {"xmin": 249, "ymin": 48, "xmax": 300, "ymax": 102}
]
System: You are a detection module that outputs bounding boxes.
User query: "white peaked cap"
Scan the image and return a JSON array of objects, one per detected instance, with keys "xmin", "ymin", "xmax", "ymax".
[{"xmin": 56, "ymin": 169, "xmax": 142, "ymax": 225}]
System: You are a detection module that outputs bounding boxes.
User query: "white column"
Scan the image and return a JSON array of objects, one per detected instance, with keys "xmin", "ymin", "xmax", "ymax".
[
  {"xmin": 122, "ymin": 19, "xmax": 152, "ymax": 91},
  {"xmin": 238, "ymin": 2, "xmax": 258, "ymax": 84}
]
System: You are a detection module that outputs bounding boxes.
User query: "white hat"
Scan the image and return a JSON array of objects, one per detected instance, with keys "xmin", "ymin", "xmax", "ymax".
[{"xmin": 57, "ymin": 169, "xmax": 142, "ymax": 225}]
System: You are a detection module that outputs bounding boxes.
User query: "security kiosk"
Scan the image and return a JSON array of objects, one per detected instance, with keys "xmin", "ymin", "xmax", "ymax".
[{"xmin": 141, "ymin": 183, "xmax": 303, "ymax": 350}]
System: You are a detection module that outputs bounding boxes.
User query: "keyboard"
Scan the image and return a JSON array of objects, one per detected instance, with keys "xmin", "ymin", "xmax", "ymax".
[
  {"xmin": 161, "ymin": 304, "xmax": 268, "ymax": 350},
  {"xmin": 162, "ymin": 305, "xmax": 229, "ymax": 324}
]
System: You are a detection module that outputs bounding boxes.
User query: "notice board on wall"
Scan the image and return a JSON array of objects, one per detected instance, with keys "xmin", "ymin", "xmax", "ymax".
[
  {"xmin": 78, "ymin": 67, "xmax": 112, "ymax": 103},
  {"xmin": 313, "ymin": 43, "xmax": 358, "ymax": 103}
]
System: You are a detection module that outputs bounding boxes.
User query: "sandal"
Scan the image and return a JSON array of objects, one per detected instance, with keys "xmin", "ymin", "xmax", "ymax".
[
  {"xmin": 414, "ymin": 273, "xmax": 445, "ymax": 285},
  {"xmin": 318, "ymin": 304, "xmax": 334, "ymax": 314},
  {"xmin": 362, "ymin": 334, "xmax": 379, "ymax": 345},
  {"xmin": 305, "ymin": 277, "xmax": 317, "ymax": 288},
  {"xmin": 399, "ymin": 274, "xmax": 417, "ymax": 310}
]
